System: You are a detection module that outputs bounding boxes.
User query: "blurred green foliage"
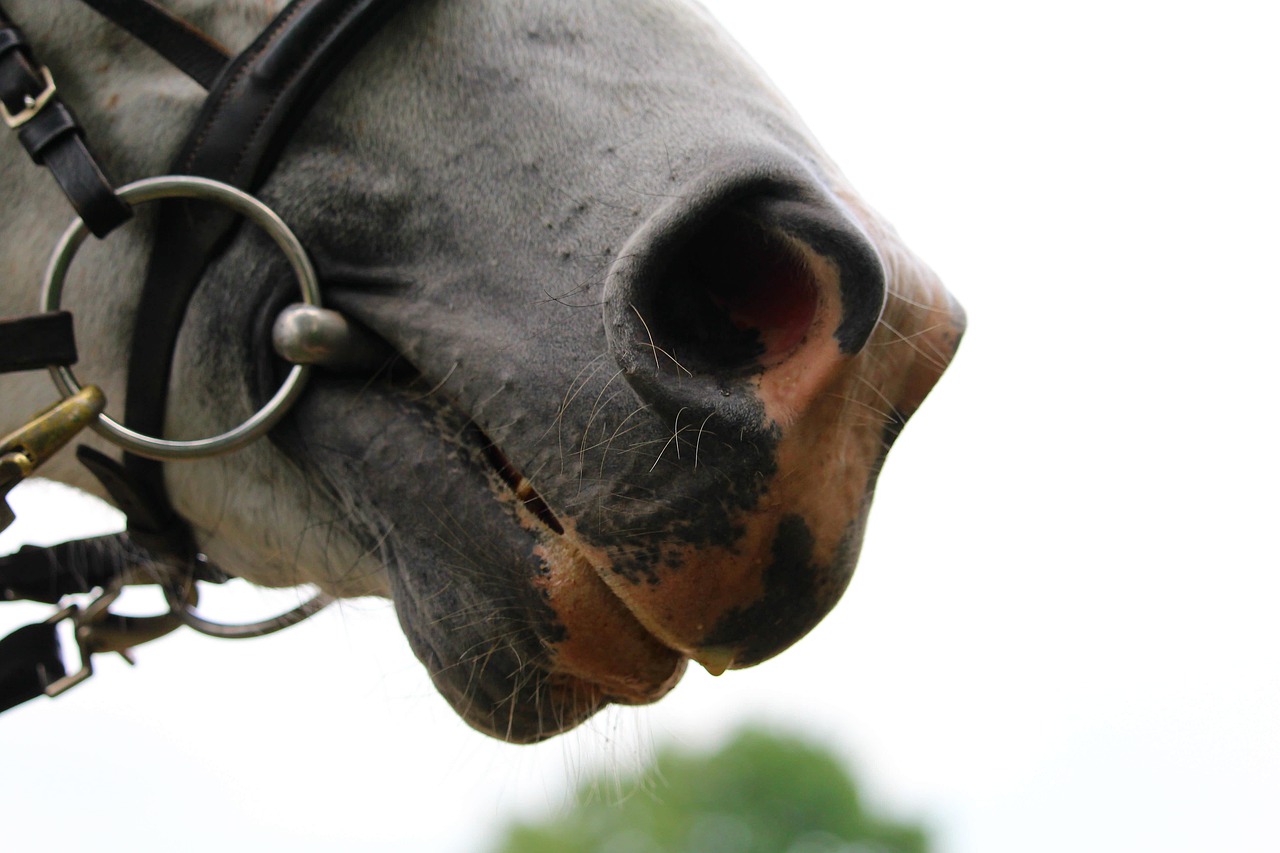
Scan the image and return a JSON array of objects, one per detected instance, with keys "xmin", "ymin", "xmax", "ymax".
[{"xmin": 491, "ymin": 727, "xmax": 930, "ymax": 853}]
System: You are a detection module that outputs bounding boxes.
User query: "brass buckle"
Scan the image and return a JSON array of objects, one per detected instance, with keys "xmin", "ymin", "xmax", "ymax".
[
  {"xmin": 0, "ymin": 385, "xmax": 106, "ymax": 531},
  {"xmin": 2, "ymin": 65, "xmax": 57, "ymax": 129}
]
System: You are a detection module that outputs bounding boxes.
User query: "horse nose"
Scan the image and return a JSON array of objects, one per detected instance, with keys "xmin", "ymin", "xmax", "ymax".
[{"xmin": 595, "ymin": 162, "xmax": 904, "ymax": 669}]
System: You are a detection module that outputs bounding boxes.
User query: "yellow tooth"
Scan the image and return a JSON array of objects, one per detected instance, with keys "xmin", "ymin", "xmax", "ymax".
[{"xmin": 693, "ymin": 647, "xmax": 736, "ymax": 677}]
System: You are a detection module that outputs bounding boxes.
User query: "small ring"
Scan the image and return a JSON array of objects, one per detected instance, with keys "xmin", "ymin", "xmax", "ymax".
[{"xmin": 41, "ymin": 176, "xmax": 318, "ymax": 461}]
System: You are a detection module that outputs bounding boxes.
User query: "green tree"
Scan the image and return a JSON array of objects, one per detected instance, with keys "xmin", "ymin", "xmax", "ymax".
[{"xmin": 491, "ymin": 727, "xmax": 930, "ymax": 853}]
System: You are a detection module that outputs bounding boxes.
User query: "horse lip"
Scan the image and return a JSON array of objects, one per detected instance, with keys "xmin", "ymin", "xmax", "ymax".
[
  {"xmin": 467, "ymin": 420, "xmax": 691, "ymax": 697},
  {"xmin": 476, "ymin": 414, "xmax": 745, "ymax": 679},
  {"xmin": 391, "ymin": 371, "xmax": 688, "ymax": 689},
  {"xmin": 537, "ymin": 525, "xmax": 746, "ymax": 681},
  {"xmin": 528, "ymin": 522, "xmax": 691, "ymax": 703}
]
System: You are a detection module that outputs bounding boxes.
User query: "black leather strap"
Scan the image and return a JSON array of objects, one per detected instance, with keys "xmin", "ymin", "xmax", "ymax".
[
  {"xmin": 0, "ymin": 622, "xmax": 65, "ymax": 713},
  {"xmin": 122, "ymin": 0, "xmax": 403, "ymax": 532},
  {"xmin": 0, "ymin": 3, "xmax": 131, "ymax": 237},
  {"xmin": 0, "ymin": 311, "xmax": 76, "ymax": 374},
  {"xmin": 0, "ymin": 533, "xmax": 138, "ymax": 604},
  {"xmin": 78, "ymin": 0, "xmax": 230, "ymax": 91},
  {"xmin": 76, "ymin": 446, "xmax": 196, "ymax": 565}
]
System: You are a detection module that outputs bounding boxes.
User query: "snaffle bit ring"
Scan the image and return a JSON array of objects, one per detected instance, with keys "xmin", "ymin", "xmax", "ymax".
[{"xmin": 41, "ymin": 175, "xmax": 320, "ymax": 461}]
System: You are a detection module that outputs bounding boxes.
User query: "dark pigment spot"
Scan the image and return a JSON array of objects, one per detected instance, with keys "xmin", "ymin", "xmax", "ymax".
[{"xmin": 701, "ymin": 513, "xmax": 827, "ymax": 666}]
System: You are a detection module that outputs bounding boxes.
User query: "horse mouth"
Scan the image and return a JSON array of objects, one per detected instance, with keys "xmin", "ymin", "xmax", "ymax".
[
  {"xmin": 317, "ymin": 359, "xmax": 688, "ymax": 739},
  {"xmin": 465, "ymin": 414, "xmax": 690, "ymax": 708},
  {"xmin": 477, "ymin": 435, "xmax": 564, "ymax": 536}
]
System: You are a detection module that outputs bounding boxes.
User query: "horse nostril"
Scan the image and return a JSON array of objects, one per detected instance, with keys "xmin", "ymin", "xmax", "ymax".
[
  {"xmin": 643, "ymin": 210, "xmax": 819, "ymax": 375},
  {"xmin": 608, "ymin": 167, "xmax": 888, "ymax": 426}
]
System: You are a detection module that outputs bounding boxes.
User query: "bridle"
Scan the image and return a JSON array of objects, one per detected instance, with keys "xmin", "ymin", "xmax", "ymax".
[{"xmin": 0, "ymin": 0, "xmax": 402, "ymax": 713}]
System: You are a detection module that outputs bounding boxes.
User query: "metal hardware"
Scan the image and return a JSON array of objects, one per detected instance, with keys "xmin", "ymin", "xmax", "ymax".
[
  {"xmin": 0, "ymin": 453, "xmax": 31, "ymax": 532},
  {"xmin": 40, "ymin": 605, "xmax": 92, "ymax": 696},
  {"xmin": 0, "ymin": 385, "xmax": 107, "ymax": 532},
  {"xmin": 38, "ymin": 598, "xmax": 141, "ymax": 697},
  {"xmin": 167, "ymin": 585, "xmax": 334, "ymax": 639},
  {"xmin": 41, "ymin": 175, "xmax": 321, "ymax": 461},
  {"xmin": 272, "ymin": 303, "xmax": 395, "ymax": 371},
  {"xmin": 14, "ymin": 549, "xmax": 327, "ymax": 700},
  {"xmin": 1, "ymin": 65, "xmax": 56, "ymax": 129},
  {"xmin": 40, "ymin": 583, "xmax": 188, "ymax": 698}
]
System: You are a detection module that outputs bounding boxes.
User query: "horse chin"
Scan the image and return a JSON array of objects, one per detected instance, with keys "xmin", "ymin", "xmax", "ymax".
[{"xmin": 399, "ymin": 528, "xmax": 691, "ymax": 743}]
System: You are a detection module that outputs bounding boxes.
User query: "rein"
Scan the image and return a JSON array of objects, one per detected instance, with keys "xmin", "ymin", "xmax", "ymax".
[{"xmin": 0, "ymin": 0, "xmax": 400, "ymax": 713}]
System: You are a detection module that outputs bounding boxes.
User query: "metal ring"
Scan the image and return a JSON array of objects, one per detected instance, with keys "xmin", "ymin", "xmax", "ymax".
[
  {"xmin": 165, "ymin": 583, "xmax": 335, "ymax": 640},
  {"xmin": 40, "ymin": 175, "xmax": 319, "ymax": 461}
]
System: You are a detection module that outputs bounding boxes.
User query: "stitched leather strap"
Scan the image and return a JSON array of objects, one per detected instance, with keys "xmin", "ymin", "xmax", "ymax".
[
  {"xmin": 0, "ymin": 3, "xmax": 130, "ymax": 237},
  {"xmin": 0, "ymin": 533, "xmax": 137, "ymax": 604},
  {"xmin": 0, "ymin": 311, "xmax": 76, "ymax": 374},
  {"xmin": 122, "ymin": 0, "xmax": 403, "ymax": 537},
  {"xmin": 78, "ymin": 0, "xmax": 230, "ymax": 91}
]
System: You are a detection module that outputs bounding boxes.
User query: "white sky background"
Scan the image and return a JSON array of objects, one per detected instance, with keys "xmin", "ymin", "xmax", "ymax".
[{"xmin": 3, "ymin": 2, "xmax": 1278, "ymax": 851}]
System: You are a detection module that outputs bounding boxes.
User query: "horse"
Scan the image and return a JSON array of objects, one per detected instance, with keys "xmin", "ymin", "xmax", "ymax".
[{"xmin": 0, "ymin": 0, "xmax": 964, "ymax": 742}]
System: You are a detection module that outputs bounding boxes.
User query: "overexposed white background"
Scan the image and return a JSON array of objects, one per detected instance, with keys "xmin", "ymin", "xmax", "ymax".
[{"xmin": 3, "ymin": 2, "xmax": 1278, "ymax": 851}]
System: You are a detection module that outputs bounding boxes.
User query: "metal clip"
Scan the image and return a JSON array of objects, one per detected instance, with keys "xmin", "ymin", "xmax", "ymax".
[
  {"xmin": 41, "ymin": 585, "xmax": 187, "ymax": 698},
  {"xmin": 1, "ymin": 385, "xmax": 106, "ymax": 531},
  {"xmin": 2, "ymin": 65, "xmax": 57, "ymax": 129}
]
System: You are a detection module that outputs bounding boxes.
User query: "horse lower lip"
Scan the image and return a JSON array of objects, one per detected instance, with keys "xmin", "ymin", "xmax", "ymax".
[
  {"xmin": 379, "ymin": 362, "xmax": 787, "ymax": 691},
  {"xmin": 541, "ymin": 535, "xmax": 757, "ymax": 686},
  {"xmin": 536, "ymin": 533, "xmax": 689, "ymax": 702}
]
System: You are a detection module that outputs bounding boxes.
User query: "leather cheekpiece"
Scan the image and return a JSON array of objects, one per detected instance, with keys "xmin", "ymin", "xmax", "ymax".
[{"xmin": 0, "ymin": 8, "xmax": 131, "ymax": 237}]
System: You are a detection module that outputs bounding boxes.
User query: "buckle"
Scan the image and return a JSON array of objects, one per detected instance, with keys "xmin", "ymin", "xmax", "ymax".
[
  {"xmin": 41, "ymin": 585, "xmax": 186, "ymax": 698},
  {"xmin": 2, "ymin": 64, "xmax": 56, "ymax": 129},
  {"xmin": 40, "ymin": 604, "xmax": 93, "ymax": 697}
]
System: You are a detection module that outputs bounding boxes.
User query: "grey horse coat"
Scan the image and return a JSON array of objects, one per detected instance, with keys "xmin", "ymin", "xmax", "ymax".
[{"xmin": 0, "ymin": 0, "xmax": 964, "ymax": 742}]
